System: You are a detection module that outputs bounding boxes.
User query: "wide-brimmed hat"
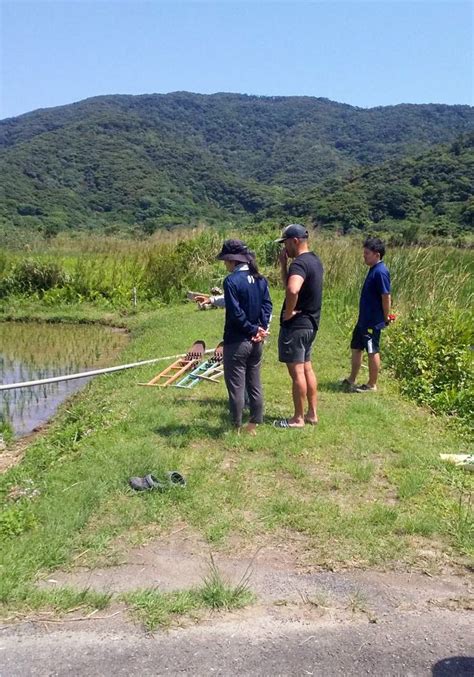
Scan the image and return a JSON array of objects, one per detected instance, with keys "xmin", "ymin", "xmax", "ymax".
[
  {"xmin": 275, "ymin": 223, "xmax": 309, "ymax": 243},
  {"xmin": 216, "ymin": 239, "xmax": 251, "ymax": 263}
]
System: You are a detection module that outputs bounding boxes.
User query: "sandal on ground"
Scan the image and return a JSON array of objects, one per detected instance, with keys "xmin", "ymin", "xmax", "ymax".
[
  {"xmin": 355, "ymin": 383, "xmax": 377, "ymax": 393},
  {"xmin": 129, "ymin": 474, "xmax": 165, "ymax": 491},
  {"xmin": 273, "ymin": 419, "xmax": 304, "ymax": 429},
  {"xmin": 166, "ymin": 471, "xmax": 186, "ymax": 487},
  {"xmin": 340, "ymin": 378, "xmax": 357, "ymax": 392}
]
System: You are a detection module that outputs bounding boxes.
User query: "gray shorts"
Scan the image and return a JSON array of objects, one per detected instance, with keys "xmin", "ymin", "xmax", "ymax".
[{"xmin": 278, "ymin": 325, "xmax": 317, "ymax": 364}]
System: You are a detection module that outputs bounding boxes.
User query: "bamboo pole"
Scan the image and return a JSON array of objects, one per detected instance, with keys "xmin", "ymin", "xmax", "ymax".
[{"xmin": 0, "ymin": 349, "xmax": 215, "ymax": 392}]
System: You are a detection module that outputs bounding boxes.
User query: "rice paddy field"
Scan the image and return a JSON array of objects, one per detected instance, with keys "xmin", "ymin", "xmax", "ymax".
[{"xmin": 0, "ymin": 322, "xmax": 128, "ymax": 437}]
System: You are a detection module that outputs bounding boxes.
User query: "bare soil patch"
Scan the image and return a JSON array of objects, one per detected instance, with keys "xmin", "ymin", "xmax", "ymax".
[{"xmin": 39, "ymin": 528, "xmax": 473, "ymax": 619}]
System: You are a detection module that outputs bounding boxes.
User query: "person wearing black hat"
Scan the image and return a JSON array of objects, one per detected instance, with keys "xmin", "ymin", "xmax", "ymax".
[
  {"xmin": 216, "ymin": 239, "xmax": 273, "ymax": 434},
  {"xmin": 274, "ymin": 224, "xmax": 323, "ymax": 429}
]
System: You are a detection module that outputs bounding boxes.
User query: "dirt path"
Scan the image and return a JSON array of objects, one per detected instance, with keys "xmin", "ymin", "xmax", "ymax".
[
  {"xmin": 2, "ymin": 531, "xmax": 472, "ymax": 676},
  {"xmin": 37, "ymin": 530, "xmax": 472, "ymax": 616}
]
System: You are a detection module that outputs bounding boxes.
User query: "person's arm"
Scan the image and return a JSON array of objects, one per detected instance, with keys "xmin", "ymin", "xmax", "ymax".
[
  {"xmin": 279, "ymin": 248, "xmax": 289, "ymax": 287},
  {"xmin": 260, "ymin": 282, "xmax": 273, "ymax": 329},
  {"xmin": 252, "ymin": 283, "xmax": 273, "ymax": 342},
  {"xmin": 382, "ymin": 294, "xmax": 391, "ymax": 324},
  {"xmin": 283, "ymin": 274, "xmax": 304, "ymax": 322},
  {"xmin": 209, "ymin": 294, "xmax": 226, "ymax": 308},
  {"xmin": 224, "ymin": 279, "xmax": 258, "ymax": 337},
  {"xmin": 375, "ymin": 268, "xmax": 392, "ymax": 324}
]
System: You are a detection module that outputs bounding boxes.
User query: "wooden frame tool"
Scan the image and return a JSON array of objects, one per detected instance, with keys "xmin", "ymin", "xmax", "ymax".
[
  {"xmin": 174, "ymin": 342, "xmax": 224, "ymax": 389},
  {"xmin": 139, "ymin": 340, "xmax": 206, "ymax": 387}
]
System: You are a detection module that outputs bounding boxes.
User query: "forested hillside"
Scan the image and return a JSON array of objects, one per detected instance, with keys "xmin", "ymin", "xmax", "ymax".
[
  {"xmin": 274, "ymin": 133, "xmax": 474, "ymax": 241},
  {"xmin": 0, "ymin": 92, "xmax": 472, "ymax": 237}
]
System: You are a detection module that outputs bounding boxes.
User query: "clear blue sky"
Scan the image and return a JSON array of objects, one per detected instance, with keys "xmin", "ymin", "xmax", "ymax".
[{"xmin": 1, "ymin": 1, "xmax": 472, "ymax": 120}]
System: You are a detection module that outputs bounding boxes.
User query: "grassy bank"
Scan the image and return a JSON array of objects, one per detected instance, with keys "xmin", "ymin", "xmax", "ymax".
[
  {"xmin": 1, "ymin": 233, "xmax": 473, "ymax": 625},
  {"xmin": 0, "ymin": 296, "xmax": 472, "ymax": 620}
]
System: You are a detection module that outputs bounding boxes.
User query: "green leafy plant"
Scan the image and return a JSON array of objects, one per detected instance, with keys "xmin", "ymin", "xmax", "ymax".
[
  {"xmin": 386, "ymin": 310, "xmax": 473, "ymax": 432},
  {"xmin": 0, "ymin": 504, "xmax": 37, "ymax": 538}
]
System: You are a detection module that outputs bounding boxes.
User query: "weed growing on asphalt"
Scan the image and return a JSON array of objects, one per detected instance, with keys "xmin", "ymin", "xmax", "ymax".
[{"xmin": 123, "ymin": 557, "xmax": 254, "ymax": 631}]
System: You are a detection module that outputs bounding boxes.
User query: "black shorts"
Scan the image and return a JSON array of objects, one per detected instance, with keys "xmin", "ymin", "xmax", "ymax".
[
  {"xmin": 350, "ymin": 325, "xmax": 381, "ymax": 354},
  {"xmin": 278, "ymin": 325, "xmax": 317, "ymax": 363}
]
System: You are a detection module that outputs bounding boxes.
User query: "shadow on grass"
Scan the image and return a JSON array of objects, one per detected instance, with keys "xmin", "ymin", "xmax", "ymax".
[
  {"xmin": 153, "ymin": 422, "xmax": 228, "ymax": 441},
  {"xmin": 318, "ymin": 379, "xmax": 353, "ymax": 394},
  {"xmin": 171, "ymin": 395, "xmax": 226, "ymax": 407}
]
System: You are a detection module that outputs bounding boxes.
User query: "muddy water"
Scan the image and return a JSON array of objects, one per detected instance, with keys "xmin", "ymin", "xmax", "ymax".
[{"xmin": 0, "ymin": 322, "xmax": 128, "ymax": 438}]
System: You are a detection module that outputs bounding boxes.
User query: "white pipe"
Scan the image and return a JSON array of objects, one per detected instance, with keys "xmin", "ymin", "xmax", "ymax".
[{"xmin": 0, "ymin": 349, "xmax": 215, "ymax": 392}]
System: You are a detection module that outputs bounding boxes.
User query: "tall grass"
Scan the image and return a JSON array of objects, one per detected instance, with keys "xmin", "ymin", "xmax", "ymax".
[{"xmin": 1, "ymin": 231, "xmax": 472, "ymax": 312}]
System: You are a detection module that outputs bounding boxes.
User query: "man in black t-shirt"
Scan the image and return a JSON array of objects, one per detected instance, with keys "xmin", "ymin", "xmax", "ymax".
[{"xmin": 274, "ymin": 224, "xmax": 324, "ymax": 429}]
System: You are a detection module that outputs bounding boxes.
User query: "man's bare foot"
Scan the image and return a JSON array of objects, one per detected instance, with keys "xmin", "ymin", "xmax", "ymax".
[
  {"xmin": 243, "ymin": 423, "xmax": 257, "ymax": 436},
  {"xmin": 304, "ymin": 415, "xmax": 318, "ymax": 426}
]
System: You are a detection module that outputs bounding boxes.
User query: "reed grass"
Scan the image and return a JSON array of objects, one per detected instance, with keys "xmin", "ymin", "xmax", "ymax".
[{"xmin": 1, "ymin": 231, "xmax": 472, "ymax": 313}]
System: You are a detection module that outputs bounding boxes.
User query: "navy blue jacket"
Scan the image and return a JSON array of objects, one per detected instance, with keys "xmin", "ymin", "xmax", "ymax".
[{"xmin": 223, "ymin": 266, "xmax": 273, "ymax": 344}]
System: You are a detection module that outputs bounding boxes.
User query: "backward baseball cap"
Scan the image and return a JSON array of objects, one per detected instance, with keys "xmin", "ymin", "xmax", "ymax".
[{"xmin": 275, "ymin": 223, "xmax": 309, "ymax": 243}]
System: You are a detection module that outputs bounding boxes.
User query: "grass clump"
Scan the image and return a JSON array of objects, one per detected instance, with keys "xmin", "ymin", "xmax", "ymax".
[
  {"xmin": 0, "ymin": 503, "xmax": 37, "ymax": 538},
  {"xmin": 199, "ymin": 556, "xmax": 253, "ymax": 610},
  {"xmin": 123, "ymin": 559, "xmax": 253, "ymax": 631},
  {"xmin": 1, "ymin": 587, "xmax": 112, "ymax": 621}
]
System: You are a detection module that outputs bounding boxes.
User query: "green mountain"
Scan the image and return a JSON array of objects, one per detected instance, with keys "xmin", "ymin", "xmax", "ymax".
[
  {"xmin": 0, "ymin": 92, "xmax": 472, "ymax": 235},
  {"xmin": 273, "ymin": 133, "xmax": 474, "ymax": 240}
]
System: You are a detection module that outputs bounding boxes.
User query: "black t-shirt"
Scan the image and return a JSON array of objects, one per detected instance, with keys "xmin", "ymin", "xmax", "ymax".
[{"xmin": 280, "ymin": 252, "xmax": 324, "ymax": 330}]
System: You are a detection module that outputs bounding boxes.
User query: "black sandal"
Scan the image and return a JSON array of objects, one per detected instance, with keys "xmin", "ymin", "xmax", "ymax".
[{"xmin": 129, "ymin": 474, "xmax": 165, "ymax": 491}]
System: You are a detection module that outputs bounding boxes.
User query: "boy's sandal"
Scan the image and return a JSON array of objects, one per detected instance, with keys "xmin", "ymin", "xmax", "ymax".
[
  {"xmin": 355, "ymin": 384, "xmax": 377, "ymax": 392},
  {"xmin": 341, "ymin": 378, "xmax": 357, "ymax": 391}
]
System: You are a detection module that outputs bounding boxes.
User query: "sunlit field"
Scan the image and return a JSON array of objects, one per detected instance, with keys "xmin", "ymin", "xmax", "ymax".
[{"xmin": 0, "ymin": 229, "xmax": 472, "ymax": 623}]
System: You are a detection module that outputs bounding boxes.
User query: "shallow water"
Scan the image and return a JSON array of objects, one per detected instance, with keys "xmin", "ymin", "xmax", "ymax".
[{"xmin": 0, "ymin": 322, "xmax": 128, "ymax": 437}]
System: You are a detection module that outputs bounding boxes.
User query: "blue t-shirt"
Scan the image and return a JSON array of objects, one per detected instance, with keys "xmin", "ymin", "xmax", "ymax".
[{"xmin": 357, "ymin": 261, "xmax": 391, "ymax": 330}]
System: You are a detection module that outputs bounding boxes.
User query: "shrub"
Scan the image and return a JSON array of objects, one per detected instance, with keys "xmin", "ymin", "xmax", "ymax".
[
  {"xmin": 9, "ymin": 259, "xmax": 68, "ymax": 294},
  {"xmin": 385, "ymin": 311, "xmax": 473, "ymax": 431},
  {"xmin": 0, "ymin": 504, "xmax": 37, "ymax": 538}
]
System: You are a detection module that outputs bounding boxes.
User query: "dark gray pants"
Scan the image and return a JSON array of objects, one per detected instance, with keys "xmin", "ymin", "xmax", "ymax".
[{"xmin": 223, "ymin": 341, "xmax": 264, "ymax": 428}]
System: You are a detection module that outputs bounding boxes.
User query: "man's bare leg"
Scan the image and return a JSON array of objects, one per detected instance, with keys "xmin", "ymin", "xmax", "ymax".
[
  {"xmin": 286, "ymin": 363, "xmax": 306, "ymax": 426},
  {"xmin": 304, "ymin": 361, "xmax": 318, "ymax": 424},
  {"xmin": 367, "ymin": 352, "xmax": 380, "ymax": 388},
  {"xmin": 348, "ymin": 349, "xmax": 363, "ymax": 384}
]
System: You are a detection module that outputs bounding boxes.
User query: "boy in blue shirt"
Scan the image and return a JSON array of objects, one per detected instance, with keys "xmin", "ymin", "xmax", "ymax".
[{"xmin": 342, "ymin": 237, "xmax": 393, "ymax": 393}]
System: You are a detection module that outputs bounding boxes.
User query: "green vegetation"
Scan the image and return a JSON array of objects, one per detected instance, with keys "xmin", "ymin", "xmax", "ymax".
[
  {"xmin": 295, "ymin": 134, "xmax": 474, "ymax": 243},
  {"xmin": 1, "ymin": 587, "xmax": 112, "ymax": 621},
  {"xmin": 0, "ymin": 232, "xmax": 472, "ymax": 433},
  {"xmin": 124, "ymin": 560, "xmax": 253, "ymax": 631},
  {"xmin": 1, "ymin": 563, "xmax": 252, "ymax": 629},
  {"xmin": 1, "ymin": 92, "xmax": 472, "ymax": 240},
  {"xmin": 0, "ymin": 233, "xmax": 472, "ymax": 625}
]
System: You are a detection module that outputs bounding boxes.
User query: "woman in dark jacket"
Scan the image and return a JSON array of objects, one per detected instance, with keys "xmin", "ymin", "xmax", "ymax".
[{"xmin": 216, "ymin": 239, "xmax": 272, "ymax": 434}]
